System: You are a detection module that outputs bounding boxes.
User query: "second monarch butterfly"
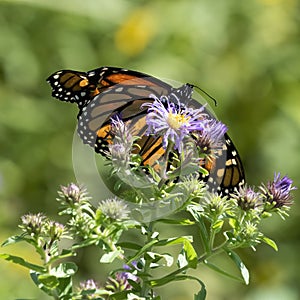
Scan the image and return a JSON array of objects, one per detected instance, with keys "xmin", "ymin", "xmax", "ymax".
[{"xmin": 47, "ymin": 66, "xmax": 245, "ymax": 194}]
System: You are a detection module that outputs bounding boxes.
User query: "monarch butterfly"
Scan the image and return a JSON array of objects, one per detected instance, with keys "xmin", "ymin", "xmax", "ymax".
[{"xmin": 47, "ymin": 66, "xmax": 245, "ymax": 194}]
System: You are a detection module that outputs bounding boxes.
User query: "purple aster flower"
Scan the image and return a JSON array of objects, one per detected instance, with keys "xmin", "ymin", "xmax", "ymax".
[
  {"xmin": 104, "ymin": 116, "xmax": 135, "ymax": 168},
  {"xmin": 123, "ymin": 261, "xmax": 142, "ymax": 276},
  {"xmin": 143, "ymin": 95, "xmax": 206, "ymax": 153},
  {"xmin": 79, "ymin": 279, "xmax": 99, "ymax": 299},
  {"xmin": 57, "ymin": 184, "xmax": 91, "ymax": 213},
  {"xmin": 110, "ymin": 115, "xmax": 134, "ymax": 146},
  {"xmin": 231, "ymin": 186, "xmax": 263, "ymax": 211},
  {"xmin": 105, "ymin": 269, "xmax": 139, "ymax": 293},
  {"xmin": 108, "ymin": 142, "xmax": 130, "ymax": 168},
  {"xmin": 59, "ymin": 183, "xmax": 88, "ymax": 205},
  {"xmin": 79, "ymin": 279, "xmax": 99, "ymax": 290},
  {"xmin": 196, "ymin": 119, "xmax": 228, "ymax": 157},
  {"xmin": 60, "ymin": 183, "xmax": 80, "ymax": 199},
  {"xmin": 116, "ymin": 271, "xmax": 139, "ymax": 286},
  {"xmin": 260, "ymin": 172, "xmax": 296, "ymax": 208},
  {"xmin": 20, "ymin": 213, "xmax": 47, "ymax": 236},
  {"xmin": 47, "ymin": 221, "xmax": 65, "ymax": 240}
]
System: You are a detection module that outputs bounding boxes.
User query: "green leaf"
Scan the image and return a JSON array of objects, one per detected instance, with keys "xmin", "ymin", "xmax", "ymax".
[
  {"xmin": 204, "ymin": 261, "xmax": 244, "ymax": 282},
  {"xmin": 59, "ymin": 249, "xmax": 76, "ymax": 258},
  {"xmin": 228, "ymin": 218, "xmax": 238, "ymax": 229},
  {"xmin": 262, "ymin": 236, "xmax": 278, "ymax": 251},
  {"xmin": 108, "ymin": 290, "xmax": 130, "ymax": 300},
  {"xmin": 79, "ymin": 287, "xmax": 108, "ymax": 299},
  {"xmin": 117, "ymin": 241, "xmax": 142, "ymax": 250},
  {"xmin": 127, "ymin": 279, "xmax": 141, "ymax": 292},
  {"xmin": 54, "ymin": 276, "xmax": 73, "ymax": 298},
  {"xmin": 187, "ymin": 205, "xmax": 209, "ymax": 252},
  {"xmin": 31, "ymin": 270, "xmax": 73, "ymax": 297},
  {"xmin": 127, "ymin": 238, "xmax": 159, "ymax": 264},
  {"xmin": 182, "ymin": 239, "xmax": 197, "ymax": 268},
  {"xmin": 224, "ymin": 249, "xmax": 250, "ymax": 284},
  {"xmin": 156, "ymin": 236, "xmax": 193, "ymax": 247},
  {"xmin": 127, "ymin": 292, "xmax": 150, "ymax": 300},
  {"xmin": 150, "ymin": 274, "xmax": 205, "ymax": 290},
  {"xmin": 146, "ymin": 252, "xmax": 174, "ymax": 267},
  {"xmin": 37, "ymin": 274, "xmax": 60, "ymax": 289},
  {"xmin": 30, "ymin": 271, "xmax": 57, "ymax": 296},
  {"xmin": 52, "ymin": 262, "xmax": 78, "ymax": 277},
  {"xmin": 156, "ymin": 218, "xmax": 195, "ymax": 225},
  {"xmin": 145, "ymin": 274, "xmax": 202, "ymax": 300},
  {"xmin": 150, "ymin": 274, "xmax": 187, "ymax": 287},
  {"xmin": 212, "ymin": 220, "xmax": 224, "ymax": 232},
  {"xmin": 1, "ymin": 235, "xmax": 27, "ymax": 247},
  {"xmin": 194, "ymin": 280, "xmax": 207, "ymax": 300},
  {"xmin": 47, "ymin": 249, "xmax": 76, "ymax": 266},
  {"xmin": 121, "ymin": 219, "xmax": 141, "ymax": 227},
  {"xmin": 100, "ymin": 249, "xmax": 123, "ymax": 263},
  {"xmin": 72, "ymin": 239, "xmax": 98, "ymax": 249},
  {"xmin": 155, "ymin": 236, "xmax": 197, "ymax": 268},
  {"xmin": 177, "ymin": 251, "xmax": 188, "ymax": 269},
  {"xmin": 0, "ymin": 253, "xmax": 45, "ymax": 272}
]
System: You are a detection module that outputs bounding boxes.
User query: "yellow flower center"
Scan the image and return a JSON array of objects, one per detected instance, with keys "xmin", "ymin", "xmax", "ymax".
[{"xmin": 167, "ymin": 112, "xmax": 190, "ymax": 129}]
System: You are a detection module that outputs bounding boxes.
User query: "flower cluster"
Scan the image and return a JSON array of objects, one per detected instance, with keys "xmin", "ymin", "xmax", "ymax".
[
  {"xmin": 97, "ymin": 86, "xmax": 231, "ymax": 196},
  {"xmin": 20, "ymin": 213, "xmax": 65, "ymax": 241},
  {"xmin": 77, "ymin": 264, "xmax": 141, "ymax": 300},
  {"xmin": 1, "ymin": 85, "xmax": 297, "ymax": 300},
  {"xmin": 142, "ymin": 88, "xmax": 230, "ymax": 160},
  {"xmin": 1, "ymin": 174, "xmax": 296, "ymax": 300},
  {"xmin": 232, "ymin": 173, "xmax": 296, "ymax": 217},
  {"xmin": 18, "ymin": 212, "xmax": 66, "ymax": 260}
]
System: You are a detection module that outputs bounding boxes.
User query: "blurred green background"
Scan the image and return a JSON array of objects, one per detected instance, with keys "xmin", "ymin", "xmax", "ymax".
[{"xmin": 0, "ymin": 0, "xmax": 299, "ymax": 299}]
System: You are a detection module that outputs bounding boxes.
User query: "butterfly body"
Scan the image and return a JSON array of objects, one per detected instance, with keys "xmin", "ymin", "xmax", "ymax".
[{"xmin": 47, "ymin": 66, "xmax": 245, "ymax": 194}]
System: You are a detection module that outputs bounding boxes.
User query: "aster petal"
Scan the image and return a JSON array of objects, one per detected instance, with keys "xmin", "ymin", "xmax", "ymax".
[{"xmin": 143, "ymin": 88, "xmax": 206, "ymax": 153}]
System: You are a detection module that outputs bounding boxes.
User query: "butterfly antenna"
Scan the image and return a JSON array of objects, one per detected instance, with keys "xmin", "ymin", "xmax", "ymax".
[{"xmin": 190, "ymin": 84, "xmax": 218, "ymax": 107}]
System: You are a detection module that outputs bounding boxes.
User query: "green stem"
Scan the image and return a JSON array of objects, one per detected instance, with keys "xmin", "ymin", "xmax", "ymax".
[
  {"xmin": 156, "ymin": 241, "xmax": 227, "ymax": 288},
  {"xmin": 208, "ymin": 226, "xmax": 216, "ymax": 253},
  {"xmin": 158, "ymin": 142, "xmax": 174, "ymax": 189},
  {"xmin": 197, "ymin": 217, "xmax": 210, "ymax": 254},
  {"xmin": 106, "ymin": 238, "xmax": 125, "ymax": 260},
  {"xmin": 198, "ymin": 242, "xmax": 226, "ymax": 263},
  {"xmin": 152, "ymin": 247, "xmax": 220, "ymax": 287},
  {"xmin": 141, "ymin": 221, "xmax": 155, "ymax": 297},
  {"xmin": 162, "ymin": 264, "xmax": 189, "ymax": 279}
]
